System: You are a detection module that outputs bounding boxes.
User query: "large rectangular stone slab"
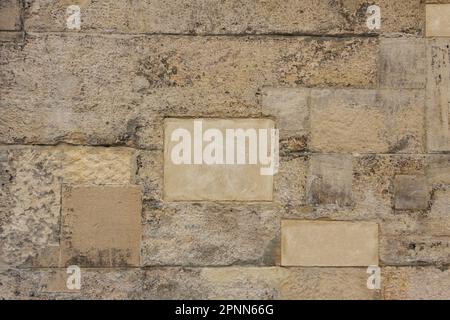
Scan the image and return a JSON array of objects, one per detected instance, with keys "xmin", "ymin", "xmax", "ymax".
[
  {"xmin": 61, "ymin": 185, "xmax": 142, "ymax": 267},
  {"xmin": 281, "ymin": 220, "xmax": 379, "ymax": 266},
  {"xmin": 426, "ymin": 4, "xmax": 450, "ymax": 37},
  {"xmin": 0, "ymin": 34, "xmax": 377, "ymax": 148},
  {"xmin": 426, "ymin": 38, "xmax": 450, "ymax": 152},
  {"xmin": 164, "ymin": 118, "xmax": 274, "ymax": 201},
  {"xmin": 142, "ymin": 202, "xmax": 280, "ymax": 266},
  {"xmin": 310, "ymin": 89, "xmax": 425, "ymax": 153},
  {"xmin": 24, "ymin": 0, "xmax": 423, "ymax": 36}
]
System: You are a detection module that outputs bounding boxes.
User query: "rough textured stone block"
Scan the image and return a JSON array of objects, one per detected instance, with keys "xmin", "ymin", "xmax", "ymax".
[
  {"xmin": 142, "ymin": 202, "xmax": 280, "ymax": 266},
  {"xmin": 394, "ymin": 175, "xmax": 430, "ymax": 210},
  {"xmin": 426, "ymin": 155, "xmax": 450, "ymax": 185},
  {"xmin": 426, "ymin": 38, "xmax": 450, "ymax": 152},
  {"xmin": 281, "ymin": 220, "xmax": 379, "ymax": 266},
  {"xmin": 307, "ymin": 154, "xmax": 353, "ymax": 206},
  {"xmin": 164, "ymin": 118, "xmax": 274, "ymax": 201},
  {"xmin": 383, "ymin": 267, "xmax": 450, "ymax": 300},
  {"xmin": 0, "ymin": 35, "xmax": 377, "ymax": 147},
  {"xmin": 379, "ymin": 38, "xmax": 426, "ymax": 89},
  {"xmin": 0, "ymin": 0, "xmax": 21, "ymax": 31},
  {"xmin": 0, "ymin": 146, "xmax": 135, "ymax": 267},
  {"xmin": 24, "ymin": 0, "xmax": 423, "ymax": 36},
  {"xmin": 310, "ymin": 89, "xmax": 425, "ymax": 153},
  {"xmin": 61, "ymin": 185, "xmax": 142, "ymax": 267},
  {"xmin": 426, "ymin": 4, "xmax": 450, "ymax": 37}
]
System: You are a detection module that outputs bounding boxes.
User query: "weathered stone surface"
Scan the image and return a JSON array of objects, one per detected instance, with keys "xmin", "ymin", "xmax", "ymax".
[
  {"xmin": 164, "ymin": 118, "xmax": 274, "ymax": 201},
  {"xmin": 23, "ymin": 0, "xmax": 423, "ymax": 36},
  {"xmin": 261, "ymin": 87, "xmax": 310, "ymax": 140},
  {"xmin": 383, "ymin": 267, "xmax": 450, "ymax": 300},
  {"xmin": 0, "ymin": 267, "xmax": 378, "ymax": 300},
  {"xmin": 61, "ymin": 185, "xmax": 142, "ymax": 267},
  {"xmin": 0, "ymin": 0, "xmax": 21, "ymax": 31},
  {"xmin": 142, "ymin": 202, "xmax": 280, "ymax": 266},
  {"xmin": 0, "ymin": 146, "xmax": 135, "ymax": 267},
  {"xmin": 274, "ymin": 155, "xmax": 308, "ymax": 208},
  {"xmin": 426, "ymin": 4, "xmax": 450, "ymax": 37},
  {"xmin": 307, "ymin": 154, "xmax": 353, "ymax": 206},
  {"xmin": 281, "ymin": 220, "xmax": 379, "ymax": 266},
  {"xmin": 310, "ymin": 89, "xmax": 425, "ymax": 153},
  {"xmin": 426, "ymin": 38, "xmax": 450, "ymax": 152},
  {"xmin": 0, "ymin": 34, "xmax": 377, "ymax": 147},
  {"xmin": 0, "ymin": 268, "xmax": 144, "ymax": 299},
  {"xmin": 394, "ymin": 175, "xmax": 430, "ymax": 210},
  {"xmin": 379, "ymin": 38, "xmax": 426, "ymax": 89},
  {"xmin": 426, "ymin": 155, "xmax": 450, "ymax": 185}
]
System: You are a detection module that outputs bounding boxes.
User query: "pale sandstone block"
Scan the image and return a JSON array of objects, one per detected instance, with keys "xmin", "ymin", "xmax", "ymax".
[
  {"xmin": 164, "ymin": 118, "xmax": 274, "ymax": 201},
  {"xmin": 426, "ymin": 38, "xmax": 450, "ymax": 152},
  {"xmin": 379, "ymin": 38, "xmax": 426, "ymax": 89},
  {"xmin": 310, "ymin": 89, "xmax": 425, "ymax": 153},
  {"xmin": 383, "ymin": 267, "xmax": 450, "ymax": 300},
  {"xmin": 426, "ymin": 4, "xmax": 450, "ymax": 37},
  {"xmin": 40, "ymin": 269, "xmax": 79, "ymax": 293},
  {"xmin": 281, "ymin": 220, "xmax": 379, "ymax": 266},
  {"xmin": 307, "ymin": 154, "xmax": 353, "ymax": 206},
  {"xmin": 61, "ymin": 185, "xmax": 142, "ymax": 267},
  {"xmin": 0, "ymin": 0, "xmax": 21, "ymax": 31},
  {"xmin": 394, "ymin": 175, "xmax": 430, "ymax": 210}
]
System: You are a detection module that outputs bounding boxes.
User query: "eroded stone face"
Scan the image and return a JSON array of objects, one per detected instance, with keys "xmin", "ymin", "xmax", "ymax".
[
  {"xmin": 307, "ymin": 154, "xmax": 353, "ymax": 206},
  {"xmin": 60, "ymin": 185, "xmax": 142, "ymax": 267},
  {"xmin": 164, "ymin": 118, "xmax": 274, "ymax": 201},
  {"xmin": 310, "ymin": 89, "xmax": 425, "ymax": 153},
  {"xmin": 394, "ymin": 175, "xmax": 430, "ymax": 210},
  {"xmin": 426, "ymin": 38, "xmax": 450, "ymax": 152},
  {"xmin": 281, "ymin": 220, "xmax": 379, "ymax": 267}
]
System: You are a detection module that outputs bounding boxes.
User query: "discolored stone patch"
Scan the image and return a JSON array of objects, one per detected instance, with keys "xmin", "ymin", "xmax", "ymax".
[
  {"xmin": 393, "ymin": 175, "xmax": 430, "ymax": 210},
  {"xmin": 60, "ymin": 185, "xmax": 142, "ymax": 267}
]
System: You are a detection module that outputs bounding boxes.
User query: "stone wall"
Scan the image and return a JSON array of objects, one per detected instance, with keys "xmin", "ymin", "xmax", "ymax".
[{"xmin": 0, "ymin": 0, "xmax": 449, "ymax": 300}]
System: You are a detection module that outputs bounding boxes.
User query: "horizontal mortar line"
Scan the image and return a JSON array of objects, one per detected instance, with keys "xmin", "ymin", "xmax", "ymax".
[
  {"xmin": 22, "ymin": 30, "xmax": 384, "ymax": 39},
  {"xmin": 1, "ymin": 144, "xmax": 450, "ymax": 156},
  {"xmin": 10, "ymin": 264, "xmax": 447, "ymax": 271}
]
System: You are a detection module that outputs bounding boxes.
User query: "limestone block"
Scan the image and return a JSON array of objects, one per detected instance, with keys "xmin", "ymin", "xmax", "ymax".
[
  {"xmin": 310, "ymin": 89, "xmax": 425, "ymax": 153},
  {"xmin": 281, "ymin": 220, "xmax": 379, "ymax": 266},
  {"xmin": 426, "ymin": 4, "xmax": 450, "ymax": 37},
  {"xmin": 394, "ymin": 175, "xmax": 430, "ymax": 210},
  {"xmin": 426, "ymin": 38, "xmax": 450, "ymax": 152},
  {"xmin": 379, "ymin": 38, "xmax": 426, "ymax": 89},
  {"xmin": 307, "ymin": 154, "xmax": 353, "ymax": 206},
  {"xmin": 0, "ymin": 0, "xmax": 21, "ymax": 31},
  {"xmin": 60, "ymin": 185, "xmax": 142, "ymax": 267},
  {"xmin": 383, "ymin": 267, "xmax": 450, "ymax": 300},
  {"xmin": 164, "ymin": 118, "xmax": 274, "ymax": 201}
]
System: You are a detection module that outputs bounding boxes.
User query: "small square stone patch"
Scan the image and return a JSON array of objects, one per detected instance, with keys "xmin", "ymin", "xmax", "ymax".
[
  {"xmin": 61, "ymin": 185, "xmax": 142, "ymax": 267},
  {"xmin": 394, "ymin": 175, "xmax": 430, "ymax": 210}
]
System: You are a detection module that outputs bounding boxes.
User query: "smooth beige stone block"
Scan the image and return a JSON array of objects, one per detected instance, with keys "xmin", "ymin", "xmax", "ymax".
[
  {"xmin": 281, "ymin": 220, "xmax": 379, "ymax": 266},
  {"xmin": 61, "ymin": 185, "xmax": 142, "ymax": 267},
  {"xmin": 164, "ymin": 118, "xmax": 275, "ymax": 201},
  {"xmin": 426, "ymin": 4, "xmax": 450, "ymax": 37}
]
